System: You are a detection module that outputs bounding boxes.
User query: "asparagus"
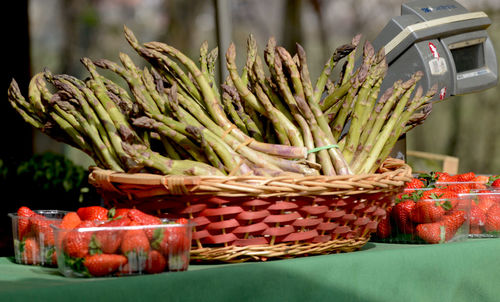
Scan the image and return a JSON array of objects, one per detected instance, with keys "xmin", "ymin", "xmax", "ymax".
[{"xmin": 144, "ymin": 40, "xmax": 308, "ymax": 160}]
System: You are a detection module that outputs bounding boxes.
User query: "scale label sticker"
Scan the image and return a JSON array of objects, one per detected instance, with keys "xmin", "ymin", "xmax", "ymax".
[
  {"xmin": 457, "ymin": 69, "xmax": 488, "ymax": 80},
  {"xmin": 439, "ymin": 87, "xmax": 447, "ymax": 100},
  {"xmin": 429, "ymin": 57, "xmax": 447, "ymax": 75}
]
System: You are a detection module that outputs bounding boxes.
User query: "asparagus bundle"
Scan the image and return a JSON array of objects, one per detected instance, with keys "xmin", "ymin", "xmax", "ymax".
[{"xmin": 7, "ymin": 26, "xmax": 436, "ymax": 177}]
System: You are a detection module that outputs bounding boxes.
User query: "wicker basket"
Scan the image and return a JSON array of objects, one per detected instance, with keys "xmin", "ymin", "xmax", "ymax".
[{"xmin": 88, "ymin": 158, "xmax": 412, "ymax": 262}]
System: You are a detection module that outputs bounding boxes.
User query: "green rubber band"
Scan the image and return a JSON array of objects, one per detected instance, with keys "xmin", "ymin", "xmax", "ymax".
[{"xmin": 307, "ymin": 144, "xmax": 339, "ymax": 154}]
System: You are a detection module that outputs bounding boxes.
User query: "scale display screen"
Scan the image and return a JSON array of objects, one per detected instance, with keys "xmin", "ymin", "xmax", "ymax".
[{"xmin": 451, "ymin": 43, "xmax": 485, "ymax": 73}]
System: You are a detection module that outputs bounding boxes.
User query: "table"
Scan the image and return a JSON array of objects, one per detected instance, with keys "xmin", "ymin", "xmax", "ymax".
[{"xmin": 1, "ymin": 239, "xmax": 499, "ymax": 302}]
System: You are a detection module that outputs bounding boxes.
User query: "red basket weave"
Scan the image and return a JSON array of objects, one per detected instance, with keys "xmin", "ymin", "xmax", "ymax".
[{"xmin": 88, "ymin": 158, "xmax": 411, "ymax": 262}]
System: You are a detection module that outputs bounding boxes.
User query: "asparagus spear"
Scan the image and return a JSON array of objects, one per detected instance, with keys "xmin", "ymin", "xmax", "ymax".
[{"xmin": 144, "ymin": 40, "xmax": 308, "ymax": 160}]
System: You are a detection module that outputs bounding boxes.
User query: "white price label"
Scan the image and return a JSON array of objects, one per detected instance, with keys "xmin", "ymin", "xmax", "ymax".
[{"xmin": 429, "ymin": 57, "xmax": 447, "ymax": 75}]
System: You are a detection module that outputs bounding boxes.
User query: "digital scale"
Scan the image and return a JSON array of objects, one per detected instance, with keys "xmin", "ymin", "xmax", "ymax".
[{"xmin": 370, "ymin": 0, "xmax": 498, "ymax": 159}]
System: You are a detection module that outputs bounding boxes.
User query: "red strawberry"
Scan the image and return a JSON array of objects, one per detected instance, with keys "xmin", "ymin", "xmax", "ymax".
[
  {"xmin": 17, "ymin": 206, "xmax": 36, "ymax": 240},
  {"xmin": 436, "ymin": 173, "xmax": 456, "ymax": 183},
  {"xmin": 20, "ymin": 236, "xmax": 40, "ymax": 265},
  {"xmin": 145, "ymin": 250, "xmax": 167, "ymax": 274},
  {"xmin": 120, "ymin": 222, "xmax": 151, "ymax": 255},
  {"xmin": 77, "ymin": 206, "xmax": 109, "ymax": 221},
  {"xmin": 470, "ymin": 225, "xmax": 483, "ymax": 234},
  {"xmin": 478, "ymin": 194, "xmax": 497, "ymax": 213},
  {"xmin": 61, "ymin": 212, "xmax": 82, "ymax": 229},
  {"xmin": 83, "ymin": 254, "xmax": 128, "ymax": 277},
  {"xmin": 491, "ymin": 178, "xmax": 500, "ymax": 188},
  {"xmin": 416, "ymin": 211, "xmax": 466, "ymax": 244},
  {"xmin": 391, "ymin": 200, "xmax": 416, "ymax": 234},
  {"xmin": 485, "ymin": 204, "xmax": 500, "ymax": 232},
  {"xmin": 421, "ymin": 188, "xmax": 457, "ymax": 201},
  {"xmin": 405, "ymin": 178, "xmax": 425, "ymax": 191},
  {"xmin": 127, "ymin": 209, "xmax": 162, "ymax": 240},
  {"xmin": 470, "ymin": 204, "xmax": 486, "ymax": 227},
  {"xmin": 376, "ymin": 206, "xmax": 392, "ymax": 239},
  {"xmin": 153, "ymin": 222, "xmax": 190, "ymax": 260},
  {"xmin": 93, "ymin": 217, "xmax": 131, "ymax": 254},
  {"xmin": 410, "ymin": 201, "xmax": 446, "ymax": 223},
  {"xmin": 62, "ymin": 220, "xmax": 96, "ymax": 258},
  {"xmin": 455, "ymin": 172, "xmax": 476, "ymax": 182},
  {"xmin": 416, "ymin": 222, "xmax": 445, "ymax": 244},
  {"xmin": 31, "ymin": 215, "xmax": 60, "ymax": 246},
  {"xmin": 446, "ymin": 183, "xmax": 471, "ymax": 195},
  {"xmin": 111, "ymin": 208, "xmax": 131, "ymax": 219}
]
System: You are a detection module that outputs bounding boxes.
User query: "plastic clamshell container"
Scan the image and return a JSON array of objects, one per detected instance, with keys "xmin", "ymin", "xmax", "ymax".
[
  {"xmin": 459, "ymin": 189, "xmax": 500, "ymax": 238},
  {"xmin": 51, "ymin": 220, "xmax": 194, "ymax": 277},
  {"xmin": 374, "ymin": 188, "xmax": 470, "ymax": 244},
  {"xmin": 8, "ymin": 210, "xmax": 68, "ymax": 266}
]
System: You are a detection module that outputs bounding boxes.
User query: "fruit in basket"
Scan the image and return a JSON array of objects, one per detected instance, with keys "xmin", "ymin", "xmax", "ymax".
[
  {"xmin": 404, "ymin": 178, "xmax": 425, "ymax": 191},
  {"xmin": 491, "ymin": 178, "xmax": 500, "ymax": 188},
  {"xmin": 410, "ymin": 200, "xmax": 448, "ymax": 224},
  {"xmin": 416, "ymin": 210, "xmax": 466, "ymax": 244},
  {"xmin": 17, "ymin": 206, "xmax": 36, "ymax": 240},
  {"xmin": 20, "ymin": 236, "xmax": 41, "ymax": 265},
  {"xmin": 60, "ymin": 212, "xmax": 82, "ymax": 229},
  {"xmin": 470, "ymin": 204, "xmax": 487, "ymax": 228},
  {"xmin": 145, "ymin": 250, "xmax": 167, "ymax": 274},
  {"xmin": 485, "ymin": 204, "xmax": 500, "ymax": 233},
  {"xmin": 93, "ymin": 216, "xmax": 131, "ymax": 254},
  {"xmin": 62, "ymin": 220, "xmax": 97, "ymax": 258},
  {"xmin": 31, "ymin": 216, "xmax": 60, "ymax": 246},
  {"xmin": 77, "ymin": 206, "xmax": 109, "ymax": 221},
  {"xmin": 127, "ymin": 209, "xmax": 162, "ymax": 240},
  {"xmin": 120, "ymin": 223, "xmax": 151, "ymax": 255},
  {"xmin": 376, "ymin": 207, "xmax": 392, "ymax": 239},
  {"xmin": 83, "ymin": 254, "xmax": 128, "ymax": 277},
  {"xmin": 392, "ymin": 200, "xmax": 417, "ymax": 234}
]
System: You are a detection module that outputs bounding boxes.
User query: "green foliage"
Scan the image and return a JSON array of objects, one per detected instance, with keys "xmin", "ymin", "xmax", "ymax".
[{"xmin": 0, "ymin": 152, "xmax": 100, "ymax": 210}]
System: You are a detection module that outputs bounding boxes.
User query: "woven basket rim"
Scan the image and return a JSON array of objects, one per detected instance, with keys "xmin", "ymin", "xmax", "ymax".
[{"xmin": 88, "ymin": 158, "xmax": 412, "ymax": 198}]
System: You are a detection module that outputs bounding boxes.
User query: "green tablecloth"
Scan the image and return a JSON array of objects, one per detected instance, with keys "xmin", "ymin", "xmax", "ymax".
[{"xmin": 0, "ymin": 239, "xmax": 499, "ymax": 302}]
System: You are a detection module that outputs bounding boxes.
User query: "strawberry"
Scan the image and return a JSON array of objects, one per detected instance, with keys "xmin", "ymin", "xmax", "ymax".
[
  {"xmin": 17, "ymin": 206, "xmax": 36, "ymax": 240},
  {"xmin": 391, "ymin": 200, "xmax": 416, "ymax": 234},
  {"xmin": 477, "ymin": 194, "xmax": 497, "ymax": 213},
  {"xmin": 455, "ymin": 172, "xmax": 476, "ymax": 182},
  {"xmin": 62, "ymin": 220, "xmax": 96, "ymax": 258},
  {"xmin": 83, "ymin": 254, "xmax": 128, "ymax": 277},
  {"xmin": 421, "ymin": 187, "xmax": 457, "ymax": 201},
  {"xmin": 145, "ymin": 250, "xmax": 167, "ymax": 274},
  {"xmin": 152, "ymin": 222, "xmax": 190, "ymax": 259},
  {"xmin": 491, "ymin": 178, "xmax": 500, "ymax": 188},
  {"xmin": 410, "ymin": 201, "xmax": 446, "ymax": 223},
  {"xmin": 19, "ymin": 236, "xmax": 40, "ymax": 265},
  {"xmin": 110, "ymin": 208, "xmax": 131, "ymax": 219},
  {"xmin": 416, "ymin": 211, "xmax": 466, "ymax": 244},
  {"xmin": 120, "ymin": 222, "xmax": 151, "ymax": 255},
  {"xmin": 444, "ymin": 210, "xmax": 467, "ymax": 234},
  {"xmin": 404, "ymin": 178, "xmax": 425, "ymax": 191},
  {"xmin": 436, "ymin": 172, "xmax": 456, "ymax": 183},
  {"xmin": 127, "ymin": 209, "xmax": 162, "ymax": 240},
  {"xmin": 376, "ymin": 206, "xmax": 392, "ymax": 239},
  {"xmin": 31, "ymin": 215, "xmax": 60, "ymax": 246},
  {"xmin": 485, "ymin": 204, "xmax": 500, "ymax": 232},
  {"xmin": 469, "ymin": 204, "xmax": 486, "ymax": 227},
  {"xmin": 469, "ymin": 225, "xmax": 483, "ymax": 234},
  {"xmin": 77, "ymin": 206, "xmax": 109, "ymax": 221},
  {"xmin": 473, "ymin": 175, "xmax": 490, "ymax": 184},
  {"xmin": 93, "ymin": 217, "xmax": 131, "ymax": 254},
  {"xmin": 61, "ymin": 212, "xmax": 82, "ymax": 229},
  {"xmin": 445, "ymin": 183, "xmax": 471, "ymax": 195}
]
